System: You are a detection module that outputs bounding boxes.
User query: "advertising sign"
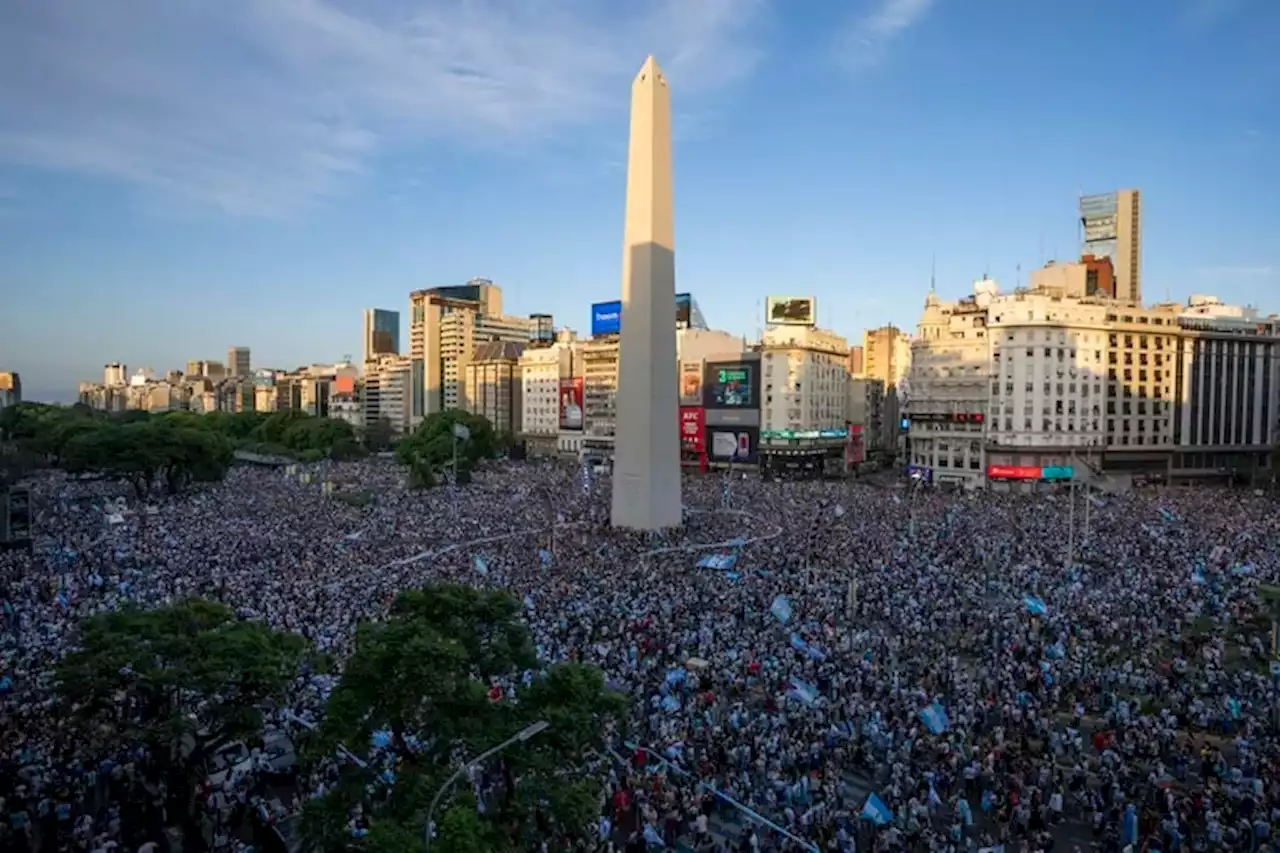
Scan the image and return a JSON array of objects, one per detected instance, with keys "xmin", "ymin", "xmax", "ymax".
[
  {"xmin": 707, "ymin": 425, "xmax": 758, "ymax": 464},
  {"xmin": 559, "ymin": 377, "xmax": 584, "ymax": 431},
  {"xmin": 1079, "ymin": 193, "xmax": 1117, "ymax": 218},
  {"xmin": 905, "ymin": 465, "xmax": 932, "ymax": 482},
  {"xmin": 845, "ymin": 424, "xmax": 866, "ymax": 466},
  {"xmin": 704, "ymin": 363, "xmax": 756, "ymax": 408},
  {"xmin": 679, "ymin": 406, "xmax": 705, "ymax": 453},
  {"xmin": 987, "ymin": 465, "xmax": 1041, "ymax": 480},
  {"xmin": 1041, "ymin": 466, "xmax": 1074, "ymax": 481},
  {"xmin": 766, "ymin": 296, "xmax": 817, "ymax": 327},
  {"xmin": 761, "ymin": 428, "xmax": 849, "ymax": 440},
  {"xmin": 675, "ymin": 292, "xmax": 692, "ymax": 327},
  {"xmin": 1082, "ymin": 215, "xmax": 1117, "ymax": 244},
  {"xmin": 680, "ymin": 362, "xmax": 703, "ymax": 404},
  {"xmin": 590, "ymin": 301, "xmax": 622, "ymax": 336}
]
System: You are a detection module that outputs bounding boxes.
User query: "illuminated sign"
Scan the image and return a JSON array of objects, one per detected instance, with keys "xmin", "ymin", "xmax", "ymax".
[
  {"xmin": 761, "ymin": 428, "xmax": 848, "ymax": 440},
  {"xmin": 987, "ymin": 465, "xmax": 1042, "ymax": 480},
  {"xmin": 1041, "ymin": 466, "xmax": 1074, "ymax": 481}
]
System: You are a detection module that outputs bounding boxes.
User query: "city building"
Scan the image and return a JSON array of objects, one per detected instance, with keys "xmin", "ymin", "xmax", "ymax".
[
  {"xmin": 104, "ymin": 363, "xmax": 127, "ymax": 386},
  {"xmin": 848, "ymin": 346, "xmax": 864, "ymax": 377},
  {"xmin": 227, "ymin": 347, "xmax": 251, "ymax": 377},
  {"xmin": 1080, "ymin": 189, "xmax": 1141, "ymax": 304},
  {"xmin": 984, "ymin": 288, "xmax": 1111, "ymax": 477},
  {"xmin": 846, "ymin": 377, "xmax": 886, "ymax": 454},
  {"xmin": 362, "ymin": 309, "xmax": 401, "ymax": 363},
  {"xmin": 905, "ymin": 281, "xmax": 996, "ymax": 488},
  {"xmin": 581, "ymin": 337, "xmax": 619, "ymax": 463},
  {"xmin": 362, "ymin": 354, "xmax": 413, "ymax": 435},
  {"xmin": 0, "ymin": 373, "xmax": 20, "ymax": 411},
  {"xmin": 518, "ymin": 339, "xmax": 581, "ymax": 456},
  {"xmin": 756, "ymin": 326, "xmax": 850, "ymax": 474},
  {"xmin": 862, "ymin": 325, "xmax": 912, "ymax": 388},
  {"xmin": 464, "ymin": 341, "xmax": 525, "ymax": 438},
  {"xmin": 408, "ymin": 279, "xmax": 531, "ymax": 425}
]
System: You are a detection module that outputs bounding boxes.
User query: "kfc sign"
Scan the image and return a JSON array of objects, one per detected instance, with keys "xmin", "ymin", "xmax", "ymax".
[
  {"xmin": 679, "ymin": 406, "xmax": 705, "ymax": 453},
  {"xmin": 987, "ymin": 465, "xmax": 1042, "ymax": 480}
]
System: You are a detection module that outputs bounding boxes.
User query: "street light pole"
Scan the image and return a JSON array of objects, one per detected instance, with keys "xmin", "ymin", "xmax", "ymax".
[{"xmin": 423, "ymin": 720, "xmax": 550, "ymax": 852}]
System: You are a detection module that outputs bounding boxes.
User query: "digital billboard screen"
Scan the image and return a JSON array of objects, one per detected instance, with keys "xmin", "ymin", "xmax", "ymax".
[
  {"xmin": 704, "ymin": 363, "xmax": 756, "ymax": 408},
  {"xmin": 559, "ymin": 377, "xmax": 583, "ymax": 431},
  {"xmin": 707, "ymin": 425, "xmax": 758, "ymax": 464},
  {"xmin": 591, "ymin": 301, "xmax": 621, "ymax": 336}
]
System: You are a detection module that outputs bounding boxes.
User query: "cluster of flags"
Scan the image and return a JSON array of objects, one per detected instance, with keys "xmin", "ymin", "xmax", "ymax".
[
  {"xmin": 1022, "ymin": 595, "xmax": 1048, "ymax": 617},
  {"xmin": 696, "ymin": 553, "xmax": 738, "ymax": 571}
]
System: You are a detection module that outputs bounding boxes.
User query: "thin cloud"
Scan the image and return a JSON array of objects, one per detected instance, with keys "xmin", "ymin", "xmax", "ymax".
[
  {"xmin": 835, "ymin": 0, "xmax": 936, "ymax": 71},
  {"xmin": 0, "ymin": 0, "xmax": 769, "ymax": 217}
]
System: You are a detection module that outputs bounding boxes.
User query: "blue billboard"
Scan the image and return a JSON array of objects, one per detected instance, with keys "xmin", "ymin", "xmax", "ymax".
[{"xmin": 591, "ymin": 300, "xmax": 622, "ymax": 336}]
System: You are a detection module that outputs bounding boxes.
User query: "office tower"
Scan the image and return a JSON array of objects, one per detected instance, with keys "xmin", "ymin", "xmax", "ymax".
[
  {"xmin": 1079, "ymin": 188, "xmax": 1141, "ymax": 304},
  {"xmin": 227, "ymin": 347, "xmax": 251, "ymax": 377},
  {"xmin": 610, "ymin": 56, "xmax": 682, "ymax": 531},
  {"xmin": 408, "ymin": 280, "xmax": 528, "ymax": 425},
  {"xmin": 104, "ymin": 363, "xmax": 127, "ymax": 386},
  {"xmin": 362, "ymin": 309, "xmax": 401, "ymax": 363}
]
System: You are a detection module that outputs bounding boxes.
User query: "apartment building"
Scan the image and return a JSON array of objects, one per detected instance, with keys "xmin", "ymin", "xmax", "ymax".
[
  {"xmin": 846, "ymin": 377, "xmax": 885, "ymax": 452},
  {"xmin": 518, "ymin": 340, "xmax": 580, "ymax": 455},
  {"xmin": 0, "ymin": 373, "xmax": 20, "ymax": 411},
  {"xmin": 862, "ymin": 325, "xmax": 912, "ymax": 388},
  {"xmin": 986, "ymin": 290, "xmax": 1110, "ymax": 454},
  {"xmin": 580, "ymin": 337, "xmax": 619, "ymax": 461},
  {"xmin": 464, "ymin": 341, "xmax": 525, "ymax": 437},
  {"xmin": 363, "ymin": 355, "xmax": 413, "ymax": 435},
  {"xmin": 408, "ymin": 279, "xmax": 532, "ymax": 425},
  {"xmin": 905, "ymin": 281, "xmax": 996, "ymax": 487},
  {"xmin": 226, "ymin": 347, "xmax": 251, "ymax": 377}
]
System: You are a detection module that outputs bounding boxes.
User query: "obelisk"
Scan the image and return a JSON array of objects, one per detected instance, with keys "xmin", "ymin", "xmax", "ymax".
[{"xmin": 611, "ymin": 56, "xmax": 682, "ymax": 531}]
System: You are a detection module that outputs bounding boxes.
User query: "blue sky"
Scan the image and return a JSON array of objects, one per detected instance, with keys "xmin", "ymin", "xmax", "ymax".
[{"xmin": 1, "ymin": 0, "xmax": 1277, "ymax": 402}]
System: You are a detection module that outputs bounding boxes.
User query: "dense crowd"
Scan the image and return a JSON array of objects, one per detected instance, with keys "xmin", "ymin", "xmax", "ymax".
[{"xmin": 1, "ymin": 458, "xmax": 1278, "ymax": 853}]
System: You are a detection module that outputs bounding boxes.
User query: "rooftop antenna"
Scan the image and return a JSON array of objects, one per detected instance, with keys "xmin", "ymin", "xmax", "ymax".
[
  {"xmin": 756, "ymin": 297, "xmax": 763, "ymax": 343},
  {"xmin": 929, "ymin": 255, "xmax": 937, "ymax": 294}
]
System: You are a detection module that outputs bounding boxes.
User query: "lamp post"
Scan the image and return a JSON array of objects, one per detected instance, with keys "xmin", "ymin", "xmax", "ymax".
[{"xmin": 423, "ymin": 720, "xmax": 550, "ymax": 852}]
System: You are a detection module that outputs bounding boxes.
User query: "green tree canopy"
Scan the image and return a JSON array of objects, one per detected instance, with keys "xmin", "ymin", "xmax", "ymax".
[
  {"xmin": 61, "ymin": 419, "xmax": 234, "ymax": 498},
  {"xmin": 57, "ymin": 598, "xmax": 306, "ymax": 777},
  {"xmin": 395, "ymin": 409, "xmax": 496, "ymax": 478},
  {"xmin": 304, "ymin": 584, "xmax": 625, "ymax": 853}
]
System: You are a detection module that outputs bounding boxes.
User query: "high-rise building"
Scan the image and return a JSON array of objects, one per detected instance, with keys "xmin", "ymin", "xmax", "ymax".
[
  {"xmin": 863, "ymin": 325, "xmax": 912, "ymax": 389},
  {"xmin": 408, "ymin": 279, "xmax": 529, "ymax": 425},
  {"xmin": 104, "ymin": 363, "xmax": 127, "ymax": 386},
  {"xmin": 464, "ymin": 341, "xmax": 525, "ymax": 438},
  {"xmin": 0, "ymin": 372, "xmax": 20, "ymax": 411},
  {"xmin": 362, "ymin": 309, "xmax": 401, "ymax": 363},
  {"xmin": 1079, "ymin": 188, "xmax": 1141, "ymax": 304},
  {"xmin": 227, "ymin": 347, "xmax": 251, "ymax": 377},
  {"xmin": 760, "ymin": 326, "xmax": 851, "ymax": 437},
  {"xmin": 611, "ymin": 56, "xmax": 682, "ymax": 530},
  {"xmin": 518, "ymin": 341, "xmax": 580, "ymax": 455}
]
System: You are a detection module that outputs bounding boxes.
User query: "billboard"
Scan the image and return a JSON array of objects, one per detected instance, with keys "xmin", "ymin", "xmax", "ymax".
[
  {"xmin": 845, "ymin": 423, "xmax": 866, "ymax": 466},
  {"xmin": 591, "ymin": 301, "xmax": 622, "ymax": 336},
  {"xmin": 559, "ymin": 377, "xmax": 583, "ymax": 431},
  {"xmin": 679, "ymin": 406, "xmax": 705, "ymax": 453},
  {"xmin": 675, "ymin": 293, "xmax": 692, "ymax": 327},
  {"xmin": 707, "ymin": 425, "xmax": 758, "ymax": 464},
  {"xmin": 987, "ymin": 465, "xmax": 1041, "ymax": 480},
  {"xmin": 680, "ymin": 361, "xmax": 703, "ymax": 404},
  {"xmin": 766, "ymin": 296, "xmax": 817, "ymax": 327},
  {"xmin": 704, "ymin": 362, "xmax": 758, "ymax": 409}
]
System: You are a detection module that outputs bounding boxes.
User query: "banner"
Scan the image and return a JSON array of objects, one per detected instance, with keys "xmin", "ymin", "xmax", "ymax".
[
  {"xmin": 679, "ymin": 407, "xmax": 705, "ymax": 453},
  {"xmin": 845, "ymin": 424, "xmax": 865, "ymax": 466},
  {"xmin": 559, "ymin": 377, "xmax": 583, "ymax": 431}
]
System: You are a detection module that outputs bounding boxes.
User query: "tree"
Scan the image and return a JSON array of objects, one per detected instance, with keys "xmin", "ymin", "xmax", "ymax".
[
  {"xmin": 362, "ymin": 417, "xmax": 397, "ymax": 453},
  {"xmin": 61, "ymin": 420, "xmax": 233, "ymax": 498},
  {"xmin": 57, "ymin": 599, "xmax": 306, "ymax": 815},
  {"xmin": 395, "ymin": 410, "xmax": 496, "ymax": 485},
  {"xmin": 304, "ymin": 584, "xmax": 625, "ymax": 852}
]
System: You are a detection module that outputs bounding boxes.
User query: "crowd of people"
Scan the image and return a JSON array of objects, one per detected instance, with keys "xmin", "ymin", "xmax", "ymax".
[{"xmin": 1, "ymin": 456, "xmax": 1278, "ymax": 853}]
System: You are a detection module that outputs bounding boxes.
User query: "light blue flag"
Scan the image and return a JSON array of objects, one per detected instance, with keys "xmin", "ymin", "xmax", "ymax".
[
  {"xmin": 1122, "ymin": 804, "xmax": 1138, "ymax": 845},
  {"xmin": 771, "ymin": 595, "xmax": 792, "ymax": 624},
  {"xmin": 538, "ymin": 549, "xmax": 552, "ymax": 568},
  {"xmin": 1160, "ymin": 507, "xmax": 1177, "ymax": 523},
  {"xmin": 919, "ymin": 702, "xmax": 950, "ymax": 735},
  {"xmin": 861, "ymin": 793, "xmax": 893, "ymax": 825},
  {"xmin": 1022, "ymin": 595, "xmax": 1047, "ymax": 616},
  {"xmin": 473, "ymin": 555, "xmax": 488, "ymax": 576},
  {"xmin": 787, "ymin": 677, "xmax": 819, "ymax": 707}
]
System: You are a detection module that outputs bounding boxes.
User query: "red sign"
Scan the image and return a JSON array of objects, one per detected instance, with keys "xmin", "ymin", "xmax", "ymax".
[
  {"xmin": 679, "ymin": 406, "xmax": 705, "ymax": 453},
  {"xmin": 987, "ymin": 465, "xmax": 1041, "ymax": 480},
  {"xmin": 845, "ymin": 423, "xmax": 865, "ymax": 466},
  {"xmin": 559, "ymin": 377, "xmax": 583, "ymax": 431}
]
